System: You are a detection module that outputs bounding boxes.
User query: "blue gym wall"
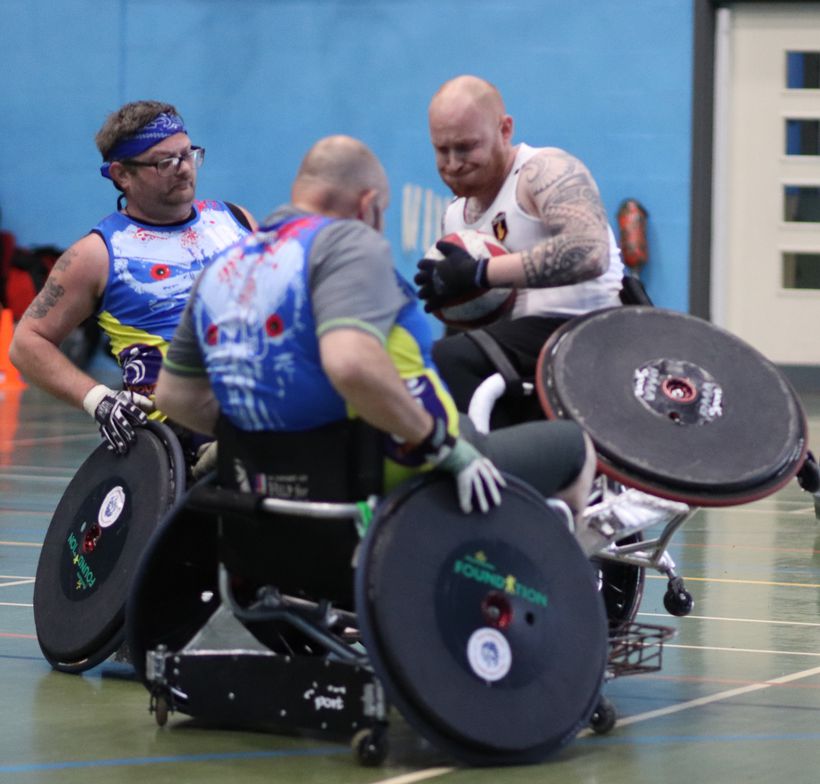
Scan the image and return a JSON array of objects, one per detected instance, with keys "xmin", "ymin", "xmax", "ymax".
[{"xmin": 1, "ymin": 0, "xmax": 693, "ymax": 315}]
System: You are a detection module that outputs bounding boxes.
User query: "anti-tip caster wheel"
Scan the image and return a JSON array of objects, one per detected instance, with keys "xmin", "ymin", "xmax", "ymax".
[
  {"xmin": 589, "ymin": 696, "xmax": 617, "ymax": 735},
  {"xmin": 663, "ymin": 577, "xmax": 694, "ymax": 617},
  {"xmin": 150, "ymin": 692, "xmax": 170, "ymax": 727},
  {"xmin": 352, "ymin": 726, "xmax": 389, "ymax": 766}
]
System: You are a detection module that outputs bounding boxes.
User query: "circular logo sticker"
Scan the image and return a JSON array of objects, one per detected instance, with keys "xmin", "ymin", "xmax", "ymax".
[
  {"xmin": 466, "ymin": 627, "xmax": 512, "ymax": 682},
  {"xmin": 98, "ymin": 485, "xmax": 126, "ymax": 528}
]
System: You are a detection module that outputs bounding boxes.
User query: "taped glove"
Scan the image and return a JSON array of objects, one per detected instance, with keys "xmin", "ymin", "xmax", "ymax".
[
  {"xmin": 82, "ymin": 384, "xmax": 153, "ymax": 455},
  {"xmin": 414, "ymin": 240, "xmax": 489, "ymax": 312},
  {"xmin": 420, "ymin": 418, "xmax": 505, "ymax": 513}
]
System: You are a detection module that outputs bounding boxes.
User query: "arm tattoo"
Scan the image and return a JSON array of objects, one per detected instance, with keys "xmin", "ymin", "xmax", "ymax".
[
  {"xmin": 53, "ymin": 247, "xmax": 77, "ymax": 273},
  {"xmin": 520, "ymin": 151, "xmax": 610, "ymax": 288},
  {"xmin": 24, "ymin": 279, "xmax": 66, "ymax": 320}
]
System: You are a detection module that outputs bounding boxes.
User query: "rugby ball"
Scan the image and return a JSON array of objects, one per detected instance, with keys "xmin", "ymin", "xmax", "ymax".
[{"xmin": 424, "ymin": 229, "xmax": 516, "ymax": 329}]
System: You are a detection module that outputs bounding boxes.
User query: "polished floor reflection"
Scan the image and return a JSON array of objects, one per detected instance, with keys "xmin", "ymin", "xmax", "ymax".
[{"xmin": 2, "ymin": 384, "xmax": 819, "ymax": 784}]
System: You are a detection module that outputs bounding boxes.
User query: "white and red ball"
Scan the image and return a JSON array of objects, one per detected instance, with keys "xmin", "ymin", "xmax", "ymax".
[{"xmin": 423, "ymin": 229, "xmax": 516, "ymax": 329}]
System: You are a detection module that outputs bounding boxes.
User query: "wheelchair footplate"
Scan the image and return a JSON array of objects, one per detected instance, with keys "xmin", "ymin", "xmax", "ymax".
[{"xmin": 144, "ymin": 603, "xmax": 387, "ymax": 738}]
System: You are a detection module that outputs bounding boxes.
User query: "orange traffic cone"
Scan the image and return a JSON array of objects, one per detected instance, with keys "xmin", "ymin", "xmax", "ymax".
[{"xmin": 0, "ymin": 308, "xmax": 27, "ymax": 390}]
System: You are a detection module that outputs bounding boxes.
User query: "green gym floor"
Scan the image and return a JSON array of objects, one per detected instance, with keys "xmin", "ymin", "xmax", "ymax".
[{"xmin": 2, "ymin": 381, "xmax": 820, "ymax": 784}]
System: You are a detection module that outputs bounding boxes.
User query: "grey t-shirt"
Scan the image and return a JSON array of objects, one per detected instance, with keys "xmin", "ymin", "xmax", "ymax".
[{"xmin": 165, "ymin": 205, "xmax": 409, "ymax": 375}]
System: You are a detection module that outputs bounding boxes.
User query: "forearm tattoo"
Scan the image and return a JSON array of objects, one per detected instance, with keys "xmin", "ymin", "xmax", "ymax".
[{"xmin": 520, "ymin": 151, "xmax": 610, "ymax": 288}]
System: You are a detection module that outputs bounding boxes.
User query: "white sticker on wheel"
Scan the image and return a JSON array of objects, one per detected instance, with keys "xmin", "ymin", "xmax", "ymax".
[
  {"xmin": 466, "ymin": 627, "xmax": 512, "ymax": 682},
  {"xmin": 98, "ymin": 486, "xmax": 126, "ymax": 528}
]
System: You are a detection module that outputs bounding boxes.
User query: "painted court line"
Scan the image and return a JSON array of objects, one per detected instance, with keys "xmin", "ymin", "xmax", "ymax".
[
  {"xmin": 1, "ymin": 433, "xmax": 97, "ymax": 448},
  {"xmin": 0, "ymin": 601, "xmax": 33, "ymax": 608},
  {"xmin": 646, "ymin": 574, "xmax": 820, "ymax": 589},
  {"xmin": 0, "ymin": 578, "xmax": 35, "ymax": 588},
  {"xmin": 370, "ymin": 767, "xmax": 456, "ymax": 784},
  {"xmin": 0, "ymin": 747, "xmax": 347, "ymax": 774},
  {"xmin": 640, "ymin": 611, "xmax": 820, "ymax": 628},
  {"xmin": 665, "ymin": 643, "xmax": 820, "ymax": 658},
  {"xmin": 0, "ymin": 473, "xmax": 74, "ymax": 484},
  {"xmin": 0, "ymin": 541, "xmax": 41, "ymax": 548},
  {"xmin": 615, "ymin": 664, "xmax": 820, "ymax": 728}
]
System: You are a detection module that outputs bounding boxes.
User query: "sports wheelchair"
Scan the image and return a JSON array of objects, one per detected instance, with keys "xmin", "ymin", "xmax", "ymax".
[
  {"xmin": 125, "ymin": 415, "xmax": 623, "ymax": 766},
  {"xmin": 467, "ymin": 299, "xmax": 814, "ymax": 630}
]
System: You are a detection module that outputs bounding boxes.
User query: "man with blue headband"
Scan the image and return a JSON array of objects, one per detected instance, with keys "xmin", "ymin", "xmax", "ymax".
[{"xmin": 10, "ymin": 100, "xmax": 256, "ymax": 456}]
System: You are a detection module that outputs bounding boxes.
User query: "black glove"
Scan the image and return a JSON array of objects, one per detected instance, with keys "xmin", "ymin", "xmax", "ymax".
[
  {"xmin": 414, "ymin": 240, "xmax": 490, "ymax": 312},
  {"xmin": 82, "ymin": 385, "xmax": 150, "ymax": 455}
]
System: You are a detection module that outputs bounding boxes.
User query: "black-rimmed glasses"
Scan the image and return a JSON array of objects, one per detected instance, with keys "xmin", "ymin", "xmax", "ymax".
[{"xmin": 123, "ymin": 146, "xmax": 205, "ymax": 176}]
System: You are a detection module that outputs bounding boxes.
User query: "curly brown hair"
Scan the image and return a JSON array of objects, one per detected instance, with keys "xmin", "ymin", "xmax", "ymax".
[{"xmin": 95, "ymin": 100, "xmax": 182, "ymax": 160}]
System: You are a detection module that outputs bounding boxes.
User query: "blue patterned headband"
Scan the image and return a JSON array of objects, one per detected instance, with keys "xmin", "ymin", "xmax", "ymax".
[{"xmin": 100, "ymin": 112, "xmax": 187, "ymax": 180}]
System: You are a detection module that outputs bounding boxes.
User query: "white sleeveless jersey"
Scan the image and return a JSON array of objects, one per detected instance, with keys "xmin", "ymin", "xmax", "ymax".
[{"xmin": 442, "ymin": 143, "xmax": 623, "ymax": 318}]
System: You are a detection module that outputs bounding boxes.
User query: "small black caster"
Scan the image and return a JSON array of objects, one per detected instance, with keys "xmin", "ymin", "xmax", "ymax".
[
  {"xmin": 352, "ymin": 725, "xmax": 389, "ymax": 766},
  {"xmin": 796, "ymin": 451, "xmax": 820, "ymax": 494},
  {"xmin": 589, "ymin": 696, "xmax": 617, "ymax": 734},
  {"xmin": 663, "ymin": 577, "xmax": 694, "ymax": 617},
  {"xmin": 150, "ymin": 692, "xmax": 170, "ymax": 727}
]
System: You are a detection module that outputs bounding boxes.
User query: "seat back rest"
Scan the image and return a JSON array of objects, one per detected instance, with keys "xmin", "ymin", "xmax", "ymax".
[{"xmin": 213, "ymin": 417, "xmax": 384, "ymax": 607}]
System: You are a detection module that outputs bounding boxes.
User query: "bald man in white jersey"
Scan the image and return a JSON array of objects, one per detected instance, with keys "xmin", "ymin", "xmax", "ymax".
[
  {"xmin": 416, "ymin": 75, "xmax": 623, "ymax": 427},
  {"xmin": 416, "ymin": 75, "xmax": 687, "ymax": 545}
]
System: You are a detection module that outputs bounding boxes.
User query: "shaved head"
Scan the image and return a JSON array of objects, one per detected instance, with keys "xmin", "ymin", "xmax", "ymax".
[
  {"xmin": 428, "ymin": 75, "xmax": 515, "ymax": 205},
  {"xmin": 429, "ymin": 75, "xmax": 507, "ymax": 121},
  {"xmin": 292, "ymin": 135, "xmax": 388, "ymax": 217}
]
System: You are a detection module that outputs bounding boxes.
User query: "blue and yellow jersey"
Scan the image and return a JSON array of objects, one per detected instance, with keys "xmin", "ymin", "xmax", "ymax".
[
  {"xmin": 192, "ymin": 214, "xmax": 458, "ymax": 490},
  {"xmin": 93, "ymin": 200, "xmax": 249, "ymax": 401}
]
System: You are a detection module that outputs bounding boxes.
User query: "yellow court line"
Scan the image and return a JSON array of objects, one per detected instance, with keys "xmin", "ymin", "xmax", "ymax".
[{"xmin": 647, "ymin": 574, "xmax": 820, "ymax": 589}]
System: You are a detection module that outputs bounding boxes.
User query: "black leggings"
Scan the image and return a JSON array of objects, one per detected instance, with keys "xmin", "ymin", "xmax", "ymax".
[
  {"xmin": 460, "ymin": 415, "xmax": 586, "ymax": 498},
  {"xmin": 433, "ymin": 316, "xmax": 569, "ymax": 428}
]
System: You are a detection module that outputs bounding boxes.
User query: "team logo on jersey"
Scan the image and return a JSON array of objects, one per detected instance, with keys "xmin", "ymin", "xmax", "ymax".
[{"xmin": 491, "ymin": 212, "xmax": 508, "ymax": 243}]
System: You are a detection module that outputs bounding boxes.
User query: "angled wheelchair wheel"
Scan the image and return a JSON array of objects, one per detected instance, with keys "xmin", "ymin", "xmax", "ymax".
[
  {"xmin": 33, "ymin": 421, "xmax": 186, "ymax": 673},
  {"xmin": 537, "ymin": 307, "xmax": 808, "ymax": 506},
  {"xmin": 356, "ymin": 473, "xmax": 608, "ymax": 766}
]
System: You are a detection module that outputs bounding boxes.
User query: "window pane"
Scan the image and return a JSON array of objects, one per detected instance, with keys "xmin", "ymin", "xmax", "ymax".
[
  {"xmin": 785, "ymin": 119, "xmax": 820, "ymax": 156},
  {"xmin": 783, "ymin": 252, "xmax": 820, "ymax": 289},
  {"xmin": 787, "ymin": 51, "xmax": 820, "ymax": 88},
  {"xmin": 784, "ymin": 186, "xmax": 820, "ymax": 222}
]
